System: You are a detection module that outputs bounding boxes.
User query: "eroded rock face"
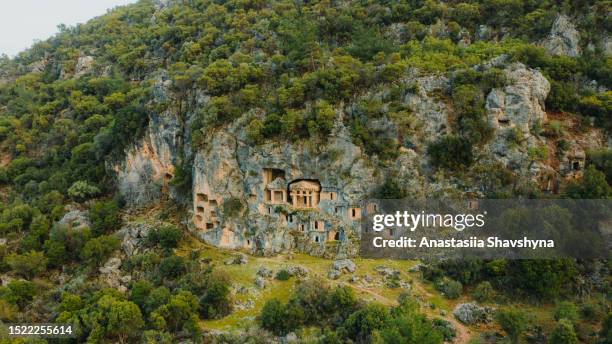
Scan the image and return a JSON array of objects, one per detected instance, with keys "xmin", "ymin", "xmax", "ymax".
[
  {"xmin": 116, "ymin": 223, "xmax": 152, "ymax": 256},
  {"xmin": 74, "ymin": 56, "xmax": 95, "ymax": 77},
  {"xmin": 114, "ymin": 112, "xmax": 180, "ymax": 206},
  {"xmin": 57, "ymin": 207, "xmax": 91, "ymax": 231},
  {"xmin": 113, "ymin": 56, "xmax": 604, "ymax": 257},
  {"xmin": 543, "ymin": 14, "xmax": 581, "ymax": 57},
  {"xmin": 191, "ymin": 113, "xmax": 377, "ymax": 255},
  {"xmin": 486, "ymin": 63, "xmax": 551, "ymax": 168}
]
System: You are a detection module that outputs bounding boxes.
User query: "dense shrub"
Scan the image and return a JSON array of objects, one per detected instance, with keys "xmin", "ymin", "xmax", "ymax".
[
  {"xmin": 89, "ymin": 200, "xmax": 122, "ymax": 236},
  {"xmin": 148, "ymin": 225, "xmax": 182, "ymax": 251},
  {"xmin": 428, "ymin": 136, "xmax": 474, "ymax": 170}
]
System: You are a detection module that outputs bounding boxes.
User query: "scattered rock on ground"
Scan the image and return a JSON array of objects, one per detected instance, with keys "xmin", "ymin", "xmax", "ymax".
[
  {"xmin": 255, "ymin": 276, "xmax": 266, "ymax": 289},
  {"xmin": 287, "ymin": 265, "xmax": 308, "ymax": 277},
  {"xmin": 256, "ymin": 266, "xmax": 273, "ymax": 278},
  {"xmin": 332, "ymin": 259, "xmax": 356, "ymax": 273},
  {"xmin": 375, "ymin": 266, "xmax": 400, "ymax": 278},
  {"xmin": 327, "ymin": 269, "xmax": 341, "ymax": 280},
  {"xmin": 225, "ymin": 252, "xmax": 248, "ymax": 265}
]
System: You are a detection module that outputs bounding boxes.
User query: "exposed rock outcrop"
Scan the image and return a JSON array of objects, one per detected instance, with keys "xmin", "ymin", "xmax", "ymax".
[
  {"xmin": 99, "ymin": 257, "xmax": 130, "ymax": 293},
  {"xmin": 485, "ymin": 62, "xmax": 551, "ymax": 169},
  {"xmin": 114, "ymin": 111, "xmax": 180, "ymax": 206},
  {"xmin": 74, "ymin": 56, "xmax": 95, "ymax": 77},
  {"xmin": 543, "ymin": 14, "xmax": 581, "ymax": 57},
  {"xmin": 116, "ymin": 223, "xmax": 152, "ymax": 256}
]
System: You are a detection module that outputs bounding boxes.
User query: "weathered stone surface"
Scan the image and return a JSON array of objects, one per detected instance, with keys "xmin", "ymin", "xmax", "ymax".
[
  {"xmin": 287, "ymin": 265, "xmax": 308, "ymax": 278},
  {"xmin": 327, "ymin": 269, "xmax": 341, "ymax": 280},
  {"xmin": 114, "ymin": 111, "xmax": 180, "ymax": 207},
  {"xmin": 453, "ymin": 303, "xmax": 493, "ymax": 325},
  {"xmin": 254, "ymin": 276, "xmax": 265, "ymax": 289},
  {"xmin": 74, "ymin": 56, "xmax": 95, "ymax": 77},
  {"xmin": 116, "ymin": 223, "xmax": 152, "ymax": 256},
  {"xmin": 332, "ymin": 259, "xmax": 356, "ymax": 273},
  {"xmin": 375, "ymin": 266, "xmax": 400, "ymax": 278},
  {"xmin": 485, "ymin": 62, "xmax": 551, "ymax": 171},
  {"xmin": 543, "ymin": 14, "xmax": 581, "ymax": 57},
  {"xmin": 256, "ymin": 266, "xmax": 273, "ymax": 278},
  {"xmin": 99, "ymin": 257, "xmax": 129, "ymax": 293},
  {"xmin": 225, "ymin": 253, "xmax": 248, "ymax": 265}
]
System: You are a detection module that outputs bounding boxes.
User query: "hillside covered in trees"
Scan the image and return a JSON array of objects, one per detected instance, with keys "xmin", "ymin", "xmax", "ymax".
[{"xmin": 0, "ymin": 0, "xmax": 610, "ymax": 343}]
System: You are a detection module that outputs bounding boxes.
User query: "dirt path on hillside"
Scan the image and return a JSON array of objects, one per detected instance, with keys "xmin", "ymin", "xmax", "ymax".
[{"xmin": 411, "ymin": 283, "xmax": 472, "ymax": 344}]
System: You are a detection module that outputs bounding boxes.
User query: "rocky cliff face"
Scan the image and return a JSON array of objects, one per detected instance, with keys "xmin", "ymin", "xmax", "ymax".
[
  {"xmin": 486, "ymin": 62, "xmax": 550, "ymax": 168},
  {"xmin": 114, "ymin": 58, "xmax": 604, "ymax": 256},
  {"xmin": 113, "ymin": 111, "xmax": 181, "ymax": 206},
  {"xmin": 543, "ymin": 14, "xmax": 581, "ymax": 57}
]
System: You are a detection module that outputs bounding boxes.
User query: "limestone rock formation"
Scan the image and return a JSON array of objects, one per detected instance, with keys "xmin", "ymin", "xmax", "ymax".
[
  {"xmin": 332, "ymin": 259, "xmax": 357, "ymax": 273},
  {"xmin": 99, "ymin": 257, "xmax": 130, "ymax": 293},
  {"xmin": 114, "ymin": 111, "xmax": 180, "ymax": 206},
  {"xmin": 116, "ymin": 223, "xmax": 153, "ymax": 256},
  {"xmin": 74, "ymin": 56, "xmax": 95, "ymax": 77},
  {"xmin": 485, "ymin": 62, "xmax": 551, "ymax": 169},
  {"xmin": 543, "ymin": 14, "xmax": 581, "ymax": 57}
]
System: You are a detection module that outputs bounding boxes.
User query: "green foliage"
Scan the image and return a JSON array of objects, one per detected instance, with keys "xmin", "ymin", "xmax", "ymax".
[
  {"xmin": 89, "ymin": 200, "xmax": 121, "ymax": 236},
  {"xmin": 44, "ymin": 225, "xmax": 92, "ymax": 267},
  {"xmin": 588, "ymin": 149, "xmax": 612, "ymax": 184},
  {"xmin": 5, "ymin": 250, "xmax": 47, "ymax": 278},
  {"xmin": 495, "ymin": 307, "xmax": 528, "ymax": 344},
  {"xmin": 260, "ymin": 299, "xmax": 290, "ymax": 335},
  {"xmin": 602, "ymin": 312, "xmax": 612, "ymax": 344},
  {"xmin": 169, "ymin": 162, "xmax": 192, "ymax": 196},
  {"xmin": 222, "ymin": 198, "xmax": 244, "ymax": 219},
  {"xmin": 549, "ymin": 319, "xmax": 578, "ymax": 344},
  {"xmin": 56, "ymin": 289, "xmax": 143, "ymax": 343},
  {"xmin": 159, "ymin": 255, "xmax": 186, "ymax": 280},
  {"xmin": 148, "ymin": 225, "xmax": 182, "ymax": 251},
  {"xmin": 436, "ymin": 279, "xmax": 463, "ymax": 299},
  {"xmin": 348, "ymin": 25, "xmax": 394, "ymax": 62},
  {"xmin": 472, "ymin": 281, "xmax": 495, "ymax": 303},
  {"xmin": 343, "ymin": 303, "xmax": 391, "ymax": 342},
  {"xmin": 0, "ymin": 280, "xmax": 36, "ymax": 309},
  {"xmin": 80, "ymin": 235, "xmax": 120, "ymax": 266},
  {"xmin": 565, "ymin": 165, "xmax": 612, "ymax": 198},
  {"xmin": 67, "ymin": 181, "xmax": 100, "ymax": 202},
  {"xmin": 275, "ymin": 269, "xmax": 291, "ymax": 281},
  {"xmin": 428, "ymin": 136, "xmax": 473, "ymax": 170},
  {"xmin": 374, "ymin": 179, "xmax": 407, "ymax": 199},
  {"xmin": 553, "ymin": 301, "xmax": 580, "ymax": 323}
]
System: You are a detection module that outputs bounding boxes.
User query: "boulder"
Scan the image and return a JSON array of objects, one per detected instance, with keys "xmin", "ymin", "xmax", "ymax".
[
  {"xmin": 225, "ymin": 253, "xmax": 248, "ymax": 265},
  {"xmin": 256, "ymin": 266, "xmax": 273, "ymax": 278},
  {"xmin": 327, "ymin": 269, "xmax": 341, "ymax": 280},
  {"xmin": 99, "ymin": 257, "xmax": 129, "ymax": 293},
  {"xmin": 255, "ymin": 276, "xmax": 266, "ymax": 289},
  {"xmin": 117, "ymin": 223, "xmax": 153, "ymax": 256},
  {"xmin": 332, "ymin": 259, "xmax": 356, "ymax": 273},
  {"xmin": 287, "ymin": 265, "xmax": 308, "ymax": 277},
  {"xmin": 375, "ymin": 266, "xmax": 400, "ymax": 278},
  {"xmin": 408, "ymin": 264, "xmax": 422, "ymax": 273}
]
